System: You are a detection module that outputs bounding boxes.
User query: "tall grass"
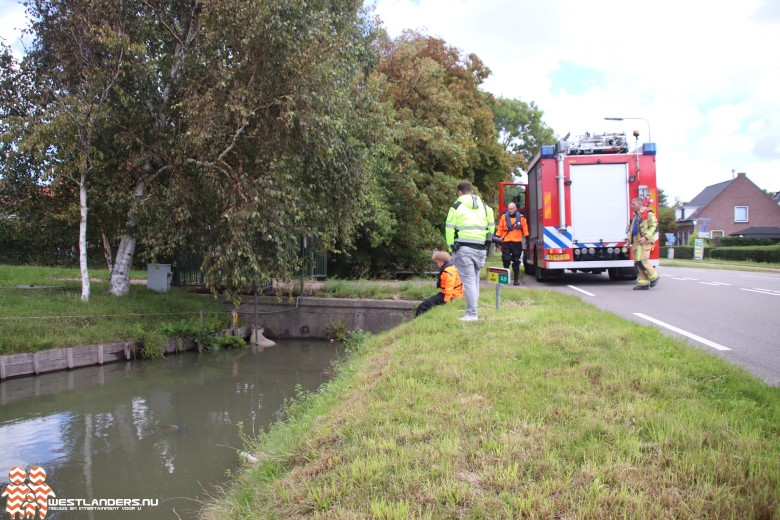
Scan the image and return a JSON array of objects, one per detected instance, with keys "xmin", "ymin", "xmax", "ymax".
[
  {"xmin": 0, "ymin": 265, "xmax": 227, "ymax": 354},
  {"xmin": 202, "ymin": 289, "xmax": 780, "ymax": 519},
  {"xmin": 320, "ymin": 279, "xmax": 433, "ymax": 300}
]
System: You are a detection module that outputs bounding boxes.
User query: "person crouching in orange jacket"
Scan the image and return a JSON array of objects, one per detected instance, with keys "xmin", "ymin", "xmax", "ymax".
[{"xmin": 415, "ymin": 251, "xmax": 464, "ymax": 317}]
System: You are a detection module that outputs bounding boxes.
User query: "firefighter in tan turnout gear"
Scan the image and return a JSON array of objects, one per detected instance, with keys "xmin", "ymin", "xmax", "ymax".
[{"xmin": 627, "ymin": 197, "xmax": 660, "ymax": 290}]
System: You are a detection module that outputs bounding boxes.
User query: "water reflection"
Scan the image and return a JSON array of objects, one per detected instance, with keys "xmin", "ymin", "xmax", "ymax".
[{"xmin": 0, "ymin": 341, "xmax": 342, "ymax": 519}]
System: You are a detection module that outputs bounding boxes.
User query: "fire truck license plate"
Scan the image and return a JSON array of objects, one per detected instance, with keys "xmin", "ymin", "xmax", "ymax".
[{"xmin": 547, "ymin": 254, "xmax": 570, "ymax": 260}]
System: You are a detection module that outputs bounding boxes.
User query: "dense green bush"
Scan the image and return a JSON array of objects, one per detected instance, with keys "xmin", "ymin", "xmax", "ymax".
[
  {"xmin": 710, "ymin": 244, "xmax": 780, "ymax": 263},
  {"xmin": 660, "ymin": 246, "xmax": 702, "ymax": 260},
  {"xmin": 719, "ymin": 236, "xmax": 780, "ymax": 247},
  {"xmin": 661, "ymin": 244, "xmax": 780, "ymax": 263}
]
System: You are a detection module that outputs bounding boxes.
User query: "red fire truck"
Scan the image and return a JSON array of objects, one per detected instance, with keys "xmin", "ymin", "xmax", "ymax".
[{"xmin": 498, "ymin": 131, "xmax": 659, "ymax": 281}]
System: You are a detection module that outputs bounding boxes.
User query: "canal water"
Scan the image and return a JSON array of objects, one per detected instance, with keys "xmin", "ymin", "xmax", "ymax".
[{"xmin": 0, "ymin": 341, "xmax": 343, "ymax": 519}]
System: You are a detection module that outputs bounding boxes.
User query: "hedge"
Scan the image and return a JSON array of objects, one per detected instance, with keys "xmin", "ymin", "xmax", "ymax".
[
  {"xmin": 709, "ymin": 244, "xmax": 780, "ymax": 263},
  {"xmin": 719, "ymin": 236, "xmax": 780, "ymax": 247},
  {"xmin": 660, "ymin": 244, "xmax": 780, "ymax": 263}
]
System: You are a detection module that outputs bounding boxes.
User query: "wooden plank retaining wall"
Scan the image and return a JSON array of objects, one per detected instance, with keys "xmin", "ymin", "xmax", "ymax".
[{"xmin": 0, "ymin": 329, "xmax": 247, "ymax": 381}]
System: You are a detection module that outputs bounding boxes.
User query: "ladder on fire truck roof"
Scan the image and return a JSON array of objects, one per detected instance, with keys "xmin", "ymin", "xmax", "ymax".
[{"xmin": 563, "ymin": 132, "xmax": 629, "ymax": 155}]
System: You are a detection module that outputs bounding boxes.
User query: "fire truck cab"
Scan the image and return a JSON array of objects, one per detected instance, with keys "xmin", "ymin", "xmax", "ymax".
[{"xmin": 499, "ymin": 132, "xmax": 659, "ymax": 282}]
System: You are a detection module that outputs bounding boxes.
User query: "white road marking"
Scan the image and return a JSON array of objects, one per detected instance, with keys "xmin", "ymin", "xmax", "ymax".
[
  {"xmin": 699, "ymin": 282, "xmax": 732, "ymax": 286},
  {"xmin": 567, "ymin": 285, "xmax": 595, "ymax": 297},
  {"xmin": 671, "ymin": 277, "xmax": 698, "ymax": 281},
  {"xmin": 740, "ymin": 288, "xmax": 780, "ymax": 296},
  {"xmin": 633, "ymin": 313, "xmax": 732, "ymax": 351},
  {"xmin": 739, "ymin": 274, "xmax": 780, "ymax": 281}
]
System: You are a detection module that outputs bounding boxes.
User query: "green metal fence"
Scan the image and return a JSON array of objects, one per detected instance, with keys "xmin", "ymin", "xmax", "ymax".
[{"xmin": 171, "ymin": 249, "xmax": 327, "ymax": 287}]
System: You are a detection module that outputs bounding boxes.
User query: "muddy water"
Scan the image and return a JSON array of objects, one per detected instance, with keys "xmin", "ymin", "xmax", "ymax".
[{"xmin": 0, "ymin": 341, "xmax": 343, "ymax": 519}]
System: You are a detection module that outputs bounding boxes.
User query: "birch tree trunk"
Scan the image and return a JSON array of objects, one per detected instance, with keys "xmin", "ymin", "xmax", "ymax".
[
  {"xmin": 109, "ymin": 234, "xmax": 137, "ymax": 296},
  {"xmin": 79, "ymin": 173, "xmax": 90, "ymax": 301}
]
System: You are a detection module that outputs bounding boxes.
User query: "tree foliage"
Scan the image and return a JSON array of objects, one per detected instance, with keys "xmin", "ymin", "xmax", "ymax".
[
  {"xmin": 0, "ymin": 45, "xmax": 86, "ymax": 265},
  {"xmin": 13, "ymin": 0, "xmax": 380, "ymax": 302},
  {"xmin": 656, "ymin": 188, "xmax": 677, "ymax": 245},
  {"xmin": 333, "ymin": 31, "xmax": 514, "ymax": 275},
  {"xmin": 5, "ymin": 3, "xmax": 557, "ymax": 286},
  {"xmin": 492, "ymin": 96, "xmax": 556, "ymax": 175}
]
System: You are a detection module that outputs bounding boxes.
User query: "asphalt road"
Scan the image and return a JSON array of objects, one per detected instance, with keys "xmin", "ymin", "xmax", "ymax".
[{"xmin": 517, "ymin": 265, "xmax": 780, "ymax": 386}]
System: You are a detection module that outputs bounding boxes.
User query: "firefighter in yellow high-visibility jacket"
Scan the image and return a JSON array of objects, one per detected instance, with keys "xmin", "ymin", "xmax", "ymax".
[{"xmin": 627, "ymin": 197, "xmax": 660, "ymax": 290}]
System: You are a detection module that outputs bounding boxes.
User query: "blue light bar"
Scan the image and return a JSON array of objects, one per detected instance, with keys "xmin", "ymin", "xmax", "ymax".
[
  {"xmin": 541, "ymin": 145, "xmax": 555, "ymax": 158},
  {"xmin": 642, "ymin": 143, "xmax": 656, "ymax": 155}
]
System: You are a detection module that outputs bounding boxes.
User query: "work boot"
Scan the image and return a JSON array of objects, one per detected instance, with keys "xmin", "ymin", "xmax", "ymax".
[
  {"xmin": 633, "ymin": 285, "xmax": 649, "ymax": 291},
  {"xmin": 650, "ymin": 276, "xmax": 660, "ymax": 288}
]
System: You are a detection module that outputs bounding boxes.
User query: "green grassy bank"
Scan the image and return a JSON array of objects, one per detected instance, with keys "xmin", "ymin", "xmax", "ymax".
[
  {"xmin": 0, "ymin": 265, "xmax": 227, "ymax": 355},
  {"xmin": 201, "ymin": 289, "xmax": 780, "ymax": 519}
]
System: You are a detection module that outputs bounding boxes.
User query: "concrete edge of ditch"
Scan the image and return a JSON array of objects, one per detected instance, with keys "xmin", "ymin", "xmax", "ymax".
[
  {"xmin": 0, "ymin": 297, "xmax": 418, "ymax": 381},
  {"xmin": 235, "ymin": 296, "xmax": 417, "ymax": 341}
]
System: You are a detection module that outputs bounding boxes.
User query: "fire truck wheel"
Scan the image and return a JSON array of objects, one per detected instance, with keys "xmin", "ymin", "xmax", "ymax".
[{"xmin": 523, "ymin": 255, "xmax": 535, "ymax": 275}]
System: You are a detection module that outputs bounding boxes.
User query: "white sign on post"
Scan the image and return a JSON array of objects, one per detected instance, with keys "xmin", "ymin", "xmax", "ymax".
[{"xmin": 693, "ymin": 238, "xmax": 704, "ymax": 260}]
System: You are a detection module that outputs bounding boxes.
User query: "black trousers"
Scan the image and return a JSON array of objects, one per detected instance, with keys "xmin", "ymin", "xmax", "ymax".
[
  {"xmin": 501, "ymin": 241, "xmax": 523, "ymax": 270},
  {"xmin": 415, "ymin": 292, "xmax": 446, "ymax": 317}
]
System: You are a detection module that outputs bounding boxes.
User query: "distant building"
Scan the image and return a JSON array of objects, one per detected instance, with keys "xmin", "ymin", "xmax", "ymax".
[
  {"xmin": 675, "ymin": 173, "xmax": 780, "ymax": 244},
  {"xmin": 727, "ymin": 226, "xmax": 780, "ymax": 239}
]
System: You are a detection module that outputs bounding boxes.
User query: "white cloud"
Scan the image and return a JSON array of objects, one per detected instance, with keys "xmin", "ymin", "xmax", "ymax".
[
  {"xmin": 1, "ymin": 0, "xmax": 777, "ymax": 201},
  {"xmin": 370, "ymin": 0, "xmax": 780, "ymax": 201}
]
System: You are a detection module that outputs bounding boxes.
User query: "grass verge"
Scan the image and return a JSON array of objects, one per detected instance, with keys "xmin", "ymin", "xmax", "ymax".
[
  {"xmin": 0, "ymin": 265, "xmax": 227, "ymax": 355},
  {"xmin": 200, "ymin": 289, "xmax": 779, "ymax": 519},
  {"xmin": 320, "ymin": 279, "xmax": 433, "ymax": 300}
]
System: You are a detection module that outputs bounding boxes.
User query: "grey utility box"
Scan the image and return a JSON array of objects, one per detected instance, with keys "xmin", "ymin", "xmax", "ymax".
[{"xmin": 147, "ymin": 263, "xmax": 172, "ymax": 292}]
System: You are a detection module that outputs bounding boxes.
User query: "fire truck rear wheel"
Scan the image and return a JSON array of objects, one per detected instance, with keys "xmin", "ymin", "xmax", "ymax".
[{"xmin": 523, "ymin": 255, "xmax": 535, "ymax": 275}]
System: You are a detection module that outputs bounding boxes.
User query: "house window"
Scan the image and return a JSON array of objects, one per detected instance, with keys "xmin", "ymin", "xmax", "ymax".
[
  {"xmin": 711, "ymin": 230, "xmax": 724, "ymax": 238},
  {"xmin": 734, "ymin": 206, "xmax": 748, "ymax": 223}
]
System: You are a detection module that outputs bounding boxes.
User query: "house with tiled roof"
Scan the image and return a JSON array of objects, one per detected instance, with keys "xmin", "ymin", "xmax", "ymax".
[{"xmin": 675, "ymin": 172, "xmax": 780, "ymax": 244}]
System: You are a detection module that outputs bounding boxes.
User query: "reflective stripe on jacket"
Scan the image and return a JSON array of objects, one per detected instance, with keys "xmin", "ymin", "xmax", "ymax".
[
  {"xmin": 445, "ymin": 194, "xmax": 495, "ymax": 248},
  {"xmin": 437, "ymin": 262, "xmax": 463, "ymax": 302},
  {"xmin": 497, "ymin": 211, "xmax": 529, "ymax": 242}
]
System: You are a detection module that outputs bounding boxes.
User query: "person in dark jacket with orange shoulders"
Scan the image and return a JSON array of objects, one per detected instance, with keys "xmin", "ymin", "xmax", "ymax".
[
  {"xmin": 415, "ymin": 251, "xmax": 464, "ymax": 317},
  {"xmin": 496, "ymin": 202, "xmax": 529, "ymax": 285}
]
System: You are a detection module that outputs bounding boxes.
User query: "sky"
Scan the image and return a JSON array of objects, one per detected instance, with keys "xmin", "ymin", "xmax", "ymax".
[
  {"xmin": 2, "ymin": 0, "xmax": 778, "ymax": 203},
  {"xmin": 368, "ymin": 0, "xmax": 780, "ymax": 203}
]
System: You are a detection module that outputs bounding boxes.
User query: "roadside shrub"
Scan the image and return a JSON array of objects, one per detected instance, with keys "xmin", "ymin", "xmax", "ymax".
[
  {"xmin": 324, "ymin": 320, "xmax": 350, "ymax": 341},
  {"xmin": 160, "ymin": 319, "xmax": 203, "ymax": 339},
  {"xmin": 141, "ymin": 334, "xmax": 167, "ymax": 360},
  {"xmin": 343, "ymin": 330, "xmax": 372, "ymax": 354},
  {"xmin": 131, "ymin": 323, "xmax": 167, "ymax": 359},
  {"xmin": 660, "ymin": 246, "xmax": 701, "ymax": 259},
  {"xmin": 719, "ymin": 236, "xmax": 780, "ymax": 247},
  {"xmin": 213, "ymin": 335, "xmax": 247, "ymax": 349},
  {"xmin": 710, "ymin": 244, "xmax": 780, "ymax": 263},
  {"xmin": 662, "ymin": 244, "xmax": 780, "ymax": 263}
]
